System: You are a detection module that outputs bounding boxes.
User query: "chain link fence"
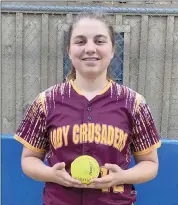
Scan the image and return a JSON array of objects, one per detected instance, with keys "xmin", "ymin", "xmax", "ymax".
[{"xmin": 1, "ymin": 1, "xmax": 178, "ymax": 139}]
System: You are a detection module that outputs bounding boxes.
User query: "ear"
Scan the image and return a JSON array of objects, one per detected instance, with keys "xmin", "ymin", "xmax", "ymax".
[
  {"xmin": 111, "ymin": 47, "xmax": 115, "ymax": 59},
  {"xmin": 67, "ymin": 46, "xmax": 71, "ymax": 59}
]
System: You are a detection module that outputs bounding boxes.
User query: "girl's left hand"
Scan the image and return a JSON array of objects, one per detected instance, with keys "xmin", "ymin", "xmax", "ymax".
[{"xmin": 84, "ymin": 163, "xmax": 125, "ymax": 189}]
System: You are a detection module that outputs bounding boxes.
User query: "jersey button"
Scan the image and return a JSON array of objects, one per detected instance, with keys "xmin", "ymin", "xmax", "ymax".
[
  {"xmin": 88, "ymin": 116, "xmax": 92, "ymax": 121},
  {"xmin": 87, "ymin": 106, "xmax": 92, "ymax": 112}
]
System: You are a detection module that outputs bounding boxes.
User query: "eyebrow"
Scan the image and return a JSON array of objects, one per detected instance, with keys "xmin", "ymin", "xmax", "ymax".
[{"xmin": 73, "ymin": 34, "xmax": 108, "ymax": 39}]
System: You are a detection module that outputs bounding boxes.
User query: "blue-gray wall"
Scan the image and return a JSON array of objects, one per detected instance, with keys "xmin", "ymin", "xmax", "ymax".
[{"xmin": 2, "ymin": 135, "xmax": 178, "ymax": 205}]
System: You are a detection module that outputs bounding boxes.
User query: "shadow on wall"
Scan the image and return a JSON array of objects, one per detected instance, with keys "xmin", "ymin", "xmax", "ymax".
[{"xmin": 2, "ymin": 134, "xmax": 178, "ymax": 205}]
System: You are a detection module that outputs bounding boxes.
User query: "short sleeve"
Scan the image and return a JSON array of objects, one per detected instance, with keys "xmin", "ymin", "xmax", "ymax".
[
  {"xmin": 131, "ymin": 95, "xmax": 161, "ymax": 156},
  {"xmin": 14, "ymin": 92, "xmax": 48, "ymax": 153}
]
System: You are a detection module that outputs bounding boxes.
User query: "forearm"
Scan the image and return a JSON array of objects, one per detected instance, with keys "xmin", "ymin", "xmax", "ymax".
[
  {"xmin": 122, "ymin": 161, "xmax": 158, "ymax": 184},
  {"xmin": 22, "ymin": 157, "xmax": 52, "ymax": 182}
]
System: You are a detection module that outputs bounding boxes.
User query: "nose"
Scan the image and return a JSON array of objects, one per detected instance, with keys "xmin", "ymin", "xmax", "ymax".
[{"xmin": 84, "ymin": 41, "xmax": 96, "ymax": 54}]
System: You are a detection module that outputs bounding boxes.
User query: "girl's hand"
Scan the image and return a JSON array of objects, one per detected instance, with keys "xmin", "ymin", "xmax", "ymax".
[
  {"xmin": 86, "ymin": 163, "xmax": 125, "ymax": 189},
  {"xmin": 50, "ymin": 162, "xmax": 83, "ymax": 188}
]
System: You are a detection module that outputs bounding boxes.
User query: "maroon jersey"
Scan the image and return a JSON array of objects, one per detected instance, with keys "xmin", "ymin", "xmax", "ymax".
[{"xmin": 14, "ymin": 80, "xmax": 161, "ymax": 205}]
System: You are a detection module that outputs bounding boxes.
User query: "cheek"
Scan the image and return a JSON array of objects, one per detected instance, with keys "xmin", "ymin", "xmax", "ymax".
[
  {"xmin": 101, "ymin": 46, "xmax": 114, "ymax": 59},
  {"xmin": 69, "ymin": 47, "xmax": 81, "ymax": 59},
  {"xmin": 69, "ymin": 48, "xmax": 82, "ymax": 68}
]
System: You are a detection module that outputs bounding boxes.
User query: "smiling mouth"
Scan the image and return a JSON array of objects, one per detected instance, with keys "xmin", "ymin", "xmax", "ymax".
[{"xmin": 82, "ymin": 57, "xmax": 100, "ymax": 61}]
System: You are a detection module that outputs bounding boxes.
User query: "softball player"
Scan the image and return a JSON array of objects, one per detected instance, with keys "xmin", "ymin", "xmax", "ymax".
[{"xmin": 14, "ymin": 12, "xmax": 161, "ymax": 205}]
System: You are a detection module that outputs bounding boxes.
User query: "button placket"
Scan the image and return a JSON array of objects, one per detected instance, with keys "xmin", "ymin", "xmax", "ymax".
[
  {"xmin": 87, "ymin": 103, "xmax": 92, "ymax": 122},
  {"xmin": 83, "ymin": 103, "xmax": 92, "ymax": 155}
]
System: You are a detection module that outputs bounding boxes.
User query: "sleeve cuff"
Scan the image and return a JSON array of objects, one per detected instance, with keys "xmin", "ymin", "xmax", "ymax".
[
  {"xmin": 14, "ymin": 134, "xmax": 46, "ymax": 153},
  {"xmin": 133, "ymin": 140, "xmax": 161, "ymax": 156}
]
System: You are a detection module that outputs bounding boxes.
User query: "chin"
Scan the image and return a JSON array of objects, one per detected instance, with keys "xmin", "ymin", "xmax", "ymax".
[{"xmin": 83, "ymin": 71, "xmax": 104, "ymax": 79}]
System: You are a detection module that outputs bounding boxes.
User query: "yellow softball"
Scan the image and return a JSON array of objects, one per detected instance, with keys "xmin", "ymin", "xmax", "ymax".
[{"xmin": 71, "ymin": 155, "xmax": 100, "ymax": 184}]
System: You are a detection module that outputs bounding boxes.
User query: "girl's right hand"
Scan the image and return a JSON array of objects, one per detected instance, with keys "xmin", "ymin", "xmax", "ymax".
[{"xmin": 50, "ymin": 162, "xmax": 82, "ymax": 188}]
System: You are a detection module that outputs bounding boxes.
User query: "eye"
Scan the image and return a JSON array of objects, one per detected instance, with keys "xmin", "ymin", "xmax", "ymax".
[
  {"xmin": 75, "ymin": 39, "xmax": 85, "ymax": 45},
  {"xmin": 95, "ymin": 39, "xmax": 106, "ymax": 44},
  {"xmin": 76, "ymin": 41, "xmax": 83, "ymax": 44}
]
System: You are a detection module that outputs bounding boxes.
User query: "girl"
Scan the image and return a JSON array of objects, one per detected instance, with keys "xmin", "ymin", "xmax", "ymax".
[{"xmin": 14, "ymin": 12, "xmax": 161, "ymax": 205}]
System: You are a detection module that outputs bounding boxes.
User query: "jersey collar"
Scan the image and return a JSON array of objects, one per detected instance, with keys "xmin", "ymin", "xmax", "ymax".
[{"xmin": 70, "ymin": 79, "xmax": 113, "ymax": 96}]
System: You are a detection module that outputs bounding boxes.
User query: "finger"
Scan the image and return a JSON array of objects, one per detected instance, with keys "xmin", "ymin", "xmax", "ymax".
[
  {"xmin": 81, "ymin": 184, "xmax": 88, "ymax": 188},
  {"xmin": 91, "ymin": 175, "xmax": 112, "ymax": 184},
  {"xmin": 54, "ymin": 175, "xmax": 72, "ymax": 187},
  {"xmin": 58, "ymin": 177, "xmax": 81, "ymax": 188},
  {"xmin": 53, "ymin": 162, "xmax": 66, "ymax": 170},
  {"xmin": 73, "ymin": 183, "xmax": 88, "ymax": 188},
  {"xmin": 63, "ymin": 181, "xmax": 82, "ymax": 188},
  {"xmin": 62, "ymin": 181, "xmax": 72, "ymax": 187},
  {"xmin": 105, "ymin": 163, "xmax": 118, "ymax": 172},
  {"xmin": 86, "ymin": 183, "xmax": 98, "ymax": 189},
  {"xmin": 78, "ymin": 183, "xmax": 97, "ymax": 189},
  {"xmin": 62, "ymin": 172, "xmax": 82, "ymax": 185},
  {"xmin": 73, "ymin": 183, "xmax": 96, "ymax": 189},
  {"xmin": 87, "ymin": 182, "xmax": 111, "ymax": 189}
]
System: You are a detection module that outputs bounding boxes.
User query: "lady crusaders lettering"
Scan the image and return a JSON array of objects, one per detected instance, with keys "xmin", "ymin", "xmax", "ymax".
[{"xmin": 50, "ymin": 123, "xmax": 128, "ymax": 151}]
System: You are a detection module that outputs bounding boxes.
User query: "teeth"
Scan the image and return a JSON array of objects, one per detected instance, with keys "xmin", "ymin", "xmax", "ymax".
[{"xmin": 83, "ymin": 58, "xmax": 98, "ymax": 61}]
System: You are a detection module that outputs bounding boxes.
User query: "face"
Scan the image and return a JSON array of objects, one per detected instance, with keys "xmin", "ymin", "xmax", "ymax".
[{"xmin": 68, "ymin": 18, "xmax": 114, "ymax": 78}]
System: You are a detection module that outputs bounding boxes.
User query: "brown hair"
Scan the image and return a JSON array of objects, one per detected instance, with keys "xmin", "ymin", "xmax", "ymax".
[{"xmin": 65, "ymin": 12, "xmax": 115, "ymax": 81}]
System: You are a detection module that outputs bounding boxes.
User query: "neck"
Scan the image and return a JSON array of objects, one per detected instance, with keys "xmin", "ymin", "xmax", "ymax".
[{"xmin": 74, "ymin": 73, "xmax": 109, "ymax": 93}]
